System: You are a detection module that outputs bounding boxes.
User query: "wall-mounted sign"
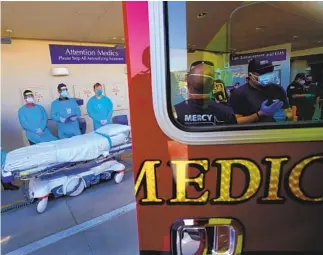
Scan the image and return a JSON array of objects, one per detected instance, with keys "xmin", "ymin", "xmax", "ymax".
[
  {"xmin": 49, "ymin": 44, "xmax": 126, "ymax": 64},
  {"xmin": 230, "ymin": 49, "xmax": 287, "ymax": 66}
]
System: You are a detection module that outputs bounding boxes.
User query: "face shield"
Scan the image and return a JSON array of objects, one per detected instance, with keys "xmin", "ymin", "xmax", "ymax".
[{"xmin": 188, "ymin": 63, "xmax": 215, "ymax": 95}]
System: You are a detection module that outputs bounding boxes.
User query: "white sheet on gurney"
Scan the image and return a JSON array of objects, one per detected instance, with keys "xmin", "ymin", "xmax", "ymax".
[{"xmin": 4, "ymin": 124, "xmax": 130, "ymax": 173}]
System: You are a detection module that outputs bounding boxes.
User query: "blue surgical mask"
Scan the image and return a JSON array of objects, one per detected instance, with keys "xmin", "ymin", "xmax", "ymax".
[
  {"xmin": 26, "ymin": 97, "xmax": 34, "ymax": 104},
  {"xmin": 60, "ymin": 90, "xmax": 69, "ymax": 98},
  {"xmin": 96, "ymin": 89, "xmax": 103, "ymax": 96},
  {"xmin": 299, "ymin": 80, "xmax": 305, "ymax": 85},
  {"xmin": 258, "ymin": 72, "xmax": 277, "ymax": 86}
]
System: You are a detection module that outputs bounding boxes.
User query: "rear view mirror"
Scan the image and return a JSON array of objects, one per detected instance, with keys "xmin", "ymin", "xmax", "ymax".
[{"xmin": 171, "ymin": 218, "xmax": 244, "ymax": 255}]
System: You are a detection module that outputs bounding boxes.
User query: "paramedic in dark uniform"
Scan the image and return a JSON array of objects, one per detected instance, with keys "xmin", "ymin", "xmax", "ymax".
[
  {"xmin": 305, "ymin": 74, "xmax": 321, "ymax": 120},
  {"xmin": 229, "ymin": 58, "xmax": 292, "ymax": 124},
  {"xmin": 174, "ymin": 61, "xmax": 237, "ymax": 126},
  {"xmin": 287, "ymin": 73, "xmax": 318, "ymax": 121},
  {"xmin": 318, "ymin": 69, "xmax": 323, "ymax": 120}
]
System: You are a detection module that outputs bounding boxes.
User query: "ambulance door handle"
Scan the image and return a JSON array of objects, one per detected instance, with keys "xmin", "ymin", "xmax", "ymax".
[{"xmin": 170, "ymin": 218, "xmax": 244, "ymax": 255}]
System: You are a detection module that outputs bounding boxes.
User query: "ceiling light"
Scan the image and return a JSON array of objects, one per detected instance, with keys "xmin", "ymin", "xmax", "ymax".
[
  {"xmin": 293, "ymin": 35, "xmax": 298, "ymax": 39},
  {"xmin": 112, "ymin": 37, "xmax": 117, "ymax": 40},
  {"xmin": 197, "ymin": 12, "xmax": 207, "ymax": 19},
  {"xmin": 317, "ymin": 40, "xmax": 322, "ymax": 43},
  {"xmin": 256, "ymin": 26, "xmax": 266, "ymax": 31}
]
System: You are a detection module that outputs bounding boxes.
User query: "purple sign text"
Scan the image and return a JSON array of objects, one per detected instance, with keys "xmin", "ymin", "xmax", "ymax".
[
  {"xmin": 49, "ymin": 44, "xmax": 125, "ymax": 64},
  {"xmin": 230, "ymin": 49, "xmax": 287, "ymax": 66}
]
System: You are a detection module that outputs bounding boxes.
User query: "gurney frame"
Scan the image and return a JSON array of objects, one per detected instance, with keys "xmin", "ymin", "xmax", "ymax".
[{"xmin": 14, "ymin": 142, "xmax": 132, "ymax": 214}]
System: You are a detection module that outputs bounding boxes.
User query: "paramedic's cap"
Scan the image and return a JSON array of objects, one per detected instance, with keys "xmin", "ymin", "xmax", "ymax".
[
  {"xmin": 23, "ymin": 90, "xmax": 33, "ymax": 97},
  {"xmin": 248, "ymin": 58, "xmax": 278, "ymax": 75},
  {"xmin": 57, "ymin": 83, "xmax": 67, "ymax": 91}
]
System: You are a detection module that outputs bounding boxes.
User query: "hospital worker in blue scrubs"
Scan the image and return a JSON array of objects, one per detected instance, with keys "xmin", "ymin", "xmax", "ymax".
[
  {"xmin": 87, "ymin": 83, "xmax": 113, "ymax": 130},
  {"xmin": 18, "ymin": 90, "xmax": 57, "ymax": 145},
  {"xmin": 51, "ymin": 84, "xmax": 81, "ymax": 139}
]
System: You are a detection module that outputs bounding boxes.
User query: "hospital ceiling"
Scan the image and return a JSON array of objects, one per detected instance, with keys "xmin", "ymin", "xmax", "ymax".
[
  {"xmin": 187, "ymin": 1, "xmax": 323, "ymax": 52},
  {"xmin": 1, "ymin": 1, "xmax": 124, "ymax": 44},
  {"xmin": 1, "ymin": 1, "xmax": 323, "ymax": 53}
]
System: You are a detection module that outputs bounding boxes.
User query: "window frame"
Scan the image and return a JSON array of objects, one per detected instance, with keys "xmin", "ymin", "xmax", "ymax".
[{"xmin": 147, "ymin": 1, "xmax": 323, "ymax": 145}]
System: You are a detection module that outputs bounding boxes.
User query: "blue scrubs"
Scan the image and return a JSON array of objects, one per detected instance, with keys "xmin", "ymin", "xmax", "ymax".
[
  {"xmin": 51, "ymin": 98, "xmax": 81, "ymax": 139},
  {"xmin": 18, "ymin": 105, "xmax": 57, "ymax": 144},
  {"xmin": 87, "ymin": 96, "xmax": 113, "ymax": 130}
]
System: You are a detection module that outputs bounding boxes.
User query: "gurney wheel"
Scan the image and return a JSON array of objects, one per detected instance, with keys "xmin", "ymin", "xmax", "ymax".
[
  {"xmin": 36, "ymin": 197, "xmax": 48, "ymax": 214},
  {"xmin": 114, "ymin": 172, "xmax": 124, "ymax": 184}
]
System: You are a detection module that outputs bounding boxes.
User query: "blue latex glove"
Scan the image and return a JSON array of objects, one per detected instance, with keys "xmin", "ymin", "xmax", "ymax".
[
  {"xmin": 273, "ymin": 108, "xmax": 286, "ymax": 122},
  {"xmin": 305, "ymin": 94, "xmax": 315, "ymax": 98},
  {"xmin": 260, "ymin": 100, "xmax": 284, "ymax": 116}
]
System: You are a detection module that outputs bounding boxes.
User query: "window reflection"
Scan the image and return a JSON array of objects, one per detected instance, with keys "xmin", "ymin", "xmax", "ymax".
[{"xmin": 167, "ymin": 1, "xmax": 323, "ymax": 129}]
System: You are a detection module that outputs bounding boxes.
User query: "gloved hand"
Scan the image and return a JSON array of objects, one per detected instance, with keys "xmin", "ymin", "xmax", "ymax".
[
  {"xmin": 305, "ymin": 94, "xmax": 315, "ymax": 98},
  {"xmin": 70, "ymin": 116, "xmax": 77, "ymax": 121},
  {"xmin": 273, "ymin": 109, "xmax": 286, "ymax": 122},
  {"xmin": 100, "ymin": 120, "xmax": 108, "ymax": 126},
  {"xmin": 36, "ymin": 128, "xmax": 43, "ymax": 135},
  {"xmin": 259, "ymin": 100, "xmax": 283, "ymax": 116},
  {"xmin": 60, "ymin": 117, "xmax": 66, "ymax": 123}
]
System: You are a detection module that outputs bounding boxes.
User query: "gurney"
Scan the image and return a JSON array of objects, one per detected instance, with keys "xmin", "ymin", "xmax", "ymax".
[{"xmin": 1, "ymin": 124, "xmax": 132, "ymax": 213}]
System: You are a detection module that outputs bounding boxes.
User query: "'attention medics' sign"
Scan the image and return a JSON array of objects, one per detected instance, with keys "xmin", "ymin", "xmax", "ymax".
[
  {"xmin": 230, "ymin": 49, "xmax": 287, "ymax": 66},
  {"xmin": 49, "ymin": 44, "xmax": 126, "ymax": 64}
]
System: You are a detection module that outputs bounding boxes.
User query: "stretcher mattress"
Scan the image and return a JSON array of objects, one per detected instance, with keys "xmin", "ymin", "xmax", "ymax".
[{"xmin": 4, "ymin": 124, "xmax": 131, "ymax": 174}]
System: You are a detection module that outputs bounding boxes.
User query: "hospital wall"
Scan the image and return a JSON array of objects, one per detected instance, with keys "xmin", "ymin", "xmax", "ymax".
[{"xmin": 1, "ymin": 39, "xmax": 129, "ymax": 151}]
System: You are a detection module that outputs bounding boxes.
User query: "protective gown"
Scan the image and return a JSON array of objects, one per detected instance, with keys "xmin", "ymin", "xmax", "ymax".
[
  {"xmin": 18, "ymin": 105, "xmax": 57, "ymax": 144},
  {"xmin": 87, "ymin": 96, "xmax": 113, "ymax": 130},
  {"xmin": 51, "ymin": 98, "xmax": 81, "ymax": 139}
]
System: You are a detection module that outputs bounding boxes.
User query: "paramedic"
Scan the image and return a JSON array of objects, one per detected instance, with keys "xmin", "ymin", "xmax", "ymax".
[
  {"xmin": 174, "ymin": 61, "xmax": 237, "ymax": 126},
  {"xmin": 1, "ymin": 149, "xmax": 19, "ymax": 190},
  {"xmin": 18, "ymin": 90, "xmax": 57, "ymax": 145},
  {"xmin": 229, "ymin": 58, "xmax": 292, "ymax": 124},
  {"xmin": 305, "ymin": 74, "xmax": 321, "ymax": 120},
  {"xmin": 287, "ymin": 73, "xmax": 318, "ymax": 121},
  {"xmin": 51, "ymin": 84, "xmax": 81, "ymax": 139},
  {"xmin": 87, "ymin": 83, "xmax": 113, "ymax": 130}
]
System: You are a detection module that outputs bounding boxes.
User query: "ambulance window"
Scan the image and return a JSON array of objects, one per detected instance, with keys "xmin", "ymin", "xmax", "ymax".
[{"xmin": 165, "ymin": 1, "xmax": 323, "ymax": 132}]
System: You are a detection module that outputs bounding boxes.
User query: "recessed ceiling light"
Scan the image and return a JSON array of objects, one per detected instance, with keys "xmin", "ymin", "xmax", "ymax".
[
  {"xmin": 293, "ymin": 35, "xmax": 298, "ymax": 39},
  {"xmin": 112, "ymin": 37, "xmax": 117, "ymax": 40},
  {"xmin": 197, "ymin": 12, "xmax": 207, "ymax": 19},
  {"xmin": 256, "ymin": 26, "xmax": 266, "ymax": 30}
]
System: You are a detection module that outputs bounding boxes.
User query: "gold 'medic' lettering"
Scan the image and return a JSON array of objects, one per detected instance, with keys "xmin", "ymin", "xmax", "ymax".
[
  {"xmin": 169, "ymin": 160, "xmax": 209, "ymax": 203},
  {"xmin": 289, "ymin": 155, "xmax": 323, "ymax": 202},
  {"xmin": 134, "ymin": 160, "xmax": 163, "ymax": 203},
  {"xmin": 212, "ymin": 159, "xmax": 261, "ymax": 203},
  {"xmin": 260, "ymin": 157, "xmax": 289, "ymax": 202}
]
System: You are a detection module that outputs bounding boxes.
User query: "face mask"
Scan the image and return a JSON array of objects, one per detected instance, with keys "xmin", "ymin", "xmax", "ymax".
[
  {"xmin": 258, "ymin": 72, "xmax": 277, "ymax": 86},
  {"xmin": 60, "ymin": 90, "xmax": 69, "ymax": 98},
  {"xmin": 26, "ymin": 97, "xmax": 34, "ymax": 104},
  {"xmin": 96, "ymin": 89, "xmax": 103, "ymax": 96},
  {"xmin": 299, "ymin": 80, "xmax": 305, "ymax": 85}
]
